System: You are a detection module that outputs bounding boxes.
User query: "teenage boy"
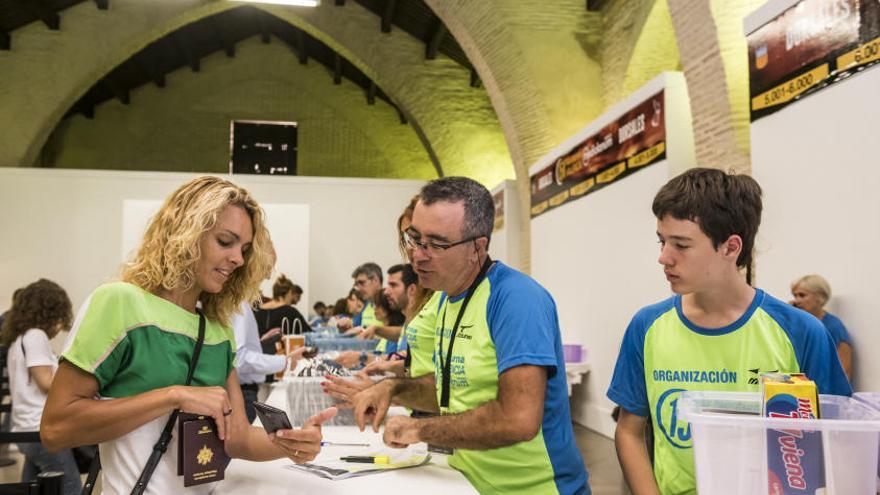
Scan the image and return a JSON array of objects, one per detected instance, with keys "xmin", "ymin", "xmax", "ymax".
[{"xmin": 607, "ymin": 168, "xmax": 851, "ymax": 495}]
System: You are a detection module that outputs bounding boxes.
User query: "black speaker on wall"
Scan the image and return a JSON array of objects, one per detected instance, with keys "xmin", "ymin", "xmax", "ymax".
[{"xmin": 229, "ymin": 120, "xmax": 298, "ymax": 175}]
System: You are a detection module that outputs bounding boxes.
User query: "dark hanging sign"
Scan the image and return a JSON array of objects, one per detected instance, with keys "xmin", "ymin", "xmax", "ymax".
[
  {"xmin": 229, "ymin": 120, "xmax": 298, "ymax": 175},
  {"xmin": 748, "ymin": 0, "xmax": 880, "ymax": 121},
  {"xmin": 530, "ymin": 90, "xmax": 666, "ymax": 218}
]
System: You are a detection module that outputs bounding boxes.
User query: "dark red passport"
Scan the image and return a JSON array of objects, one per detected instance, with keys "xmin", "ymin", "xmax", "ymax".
[{"xmin": 177, "ymin": 413, "xmax": 230, "ymax": 487}]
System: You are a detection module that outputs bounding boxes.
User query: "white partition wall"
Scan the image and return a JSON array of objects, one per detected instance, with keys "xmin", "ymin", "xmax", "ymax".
[
  {"xmin": 0, "ymin": 168, "xmax": 423, "ymax": 320},
  {"xmin": 529, "ymin": 72, "xmax": 696, "ymax": 437},
  {"xmin": 487, "ymin": 180, "xmax": 523, "ymax": 269},
  {"xmin": 747, "ymin": 3, "xmax": 880, "ymax": 392}
]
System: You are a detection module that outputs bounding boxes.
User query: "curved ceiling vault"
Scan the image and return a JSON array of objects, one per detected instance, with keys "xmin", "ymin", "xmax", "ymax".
[{"xmin": 0, "ymin": 0, "xmax": 514, "ymax": 186}]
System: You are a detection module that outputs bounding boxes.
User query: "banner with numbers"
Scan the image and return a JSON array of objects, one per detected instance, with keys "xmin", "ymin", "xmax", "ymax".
[
  {"xmin": 529, "ymin": 91, "xmax": 665, "ymax": 218},
  {"xmin": 492, "ymin": 190, "xmax": 504, "ymax": 232},
  {"xmin": 749, "ymin": 0, "xmax": 880, "ymax": 121}
]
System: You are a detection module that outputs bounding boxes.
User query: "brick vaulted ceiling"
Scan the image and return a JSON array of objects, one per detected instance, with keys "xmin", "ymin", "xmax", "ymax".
[{"xmin": 0, "ymin": 0, "xmax": 511, "ymax": 183}]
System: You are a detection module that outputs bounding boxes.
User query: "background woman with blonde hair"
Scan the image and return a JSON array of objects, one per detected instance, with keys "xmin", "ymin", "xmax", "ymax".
[
  {"xmin": 791, "ymin": 274, "xmax": 854, "ymax": 381},
  {"xmin": 41, "ymin": 176, "xmax": 335, "ymax": 494}
]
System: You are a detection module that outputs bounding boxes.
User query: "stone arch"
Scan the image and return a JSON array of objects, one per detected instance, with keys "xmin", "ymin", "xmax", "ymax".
[
  {"xmin": 666, "ymin": 0, "xmax": 762, "ymax": 172},
  {"xmin": 0, "ymin": 0, "xmax": 512, "ymax": 186},
  {"xmin": 422, "ymin": 0, "xmax": 606, "ymax": 271},
  {"xmin": 41, "ymin": 37, "xmax": 437, "ymax": 178}
]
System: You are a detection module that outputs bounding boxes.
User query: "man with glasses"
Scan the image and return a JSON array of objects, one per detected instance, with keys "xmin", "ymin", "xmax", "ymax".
[
  {"xmin": 352, "ymin": 177, "xmax": 589, "ymax": 494},
  {"xmin": 339, "ymin": 262, "xmax": 397, "ymax": 355}
]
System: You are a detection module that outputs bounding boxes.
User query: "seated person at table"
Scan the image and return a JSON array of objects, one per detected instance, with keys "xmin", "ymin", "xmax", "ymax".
[
  {"xmin": 323, "ymin": 296, "xmax": 350, "ymax": 329},
  {"xmin": 323, "ymin": 263, "xmax": 435, "ymax": 406},
  {"xmin": 309, "ymin": 301, "xmax": 329, "ymax": 327},
  {"xmin": 334, "ymin": 291, "xmax": 401, "ymax": 369},
  {"xmin": 338, "ymin": 263, "xmax": 396, "ymax": 352},
  {"xmin": 607, "ymin": 168, "xmax": 851, "ymax": 495},
  {"xmin": 338, "ymin": 289, "xmax": 365, "ymax": 329},
  {"xmin": 791, "ymin": 274, "xmax": 854, "ymax": 381}
]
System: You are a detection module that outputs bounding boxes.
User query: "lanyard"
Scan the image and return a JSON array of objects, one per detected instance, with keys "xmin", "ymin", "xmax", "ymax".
[{"xmin": 438, "ymin": 256, "xmax": 493, "ymax": 409}]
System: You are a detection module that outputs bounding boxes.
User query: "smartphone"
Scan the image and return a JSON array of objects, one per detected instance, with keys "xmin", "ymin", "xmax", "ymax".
[{"xmin": 252, "ymin": 401, "xmax": 292, "ymax": 434}]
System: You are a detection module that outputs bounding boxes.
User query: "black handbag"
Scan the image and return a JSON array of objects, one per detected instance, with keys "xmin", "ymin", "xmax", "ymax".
[{"xmin": 82, "ymin": 309, "xmax": 206, "ymax": 495}]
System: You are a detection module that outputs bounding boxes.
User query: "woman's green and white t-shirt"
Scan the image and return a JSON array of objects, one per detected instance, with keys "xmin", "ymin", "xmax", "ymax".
[{"xmin": 62, "ymin": 282, "xmax": 235, "ymax": 495}]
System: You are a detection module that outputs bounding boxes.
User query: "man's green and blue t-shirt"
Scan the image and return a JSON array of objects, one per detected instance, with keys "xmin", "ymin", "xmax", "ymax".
[
  {"xmin": 435, "ymin": 262, "xmax": 588, "ymax": 495},
  {"xmin": 62, "ymin": 282, "xmax": 235, "ymax": 495},
  {"xmin": 607, "ymin": 289, "xmax": 851, "ymax": 495}
]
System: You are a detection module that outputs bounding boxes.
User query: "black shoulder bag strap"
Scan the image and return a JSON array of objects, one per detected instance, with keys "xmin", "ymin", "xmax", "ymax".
[
  {"xmin": 82, "ymin": 310, "xmax": 206, "ymax": 495},
  {"xmin": 130, "ymin": 309, "xmax": 207, "ymax": 495}
]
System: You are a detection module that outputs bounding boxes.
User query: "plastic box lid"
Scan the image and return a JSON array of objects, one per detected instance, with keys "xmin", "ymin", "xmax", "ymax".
[{"xmin": 678, "ymin": 391, "xmax": 880, "ymax": 431}]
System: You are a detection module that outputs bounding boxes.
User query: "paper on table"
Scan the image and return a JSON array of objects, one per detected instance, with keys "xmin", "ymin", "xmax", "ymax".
[{"xmin": 286, "ymin": 453, "xmax": 432, "ymax": 480}]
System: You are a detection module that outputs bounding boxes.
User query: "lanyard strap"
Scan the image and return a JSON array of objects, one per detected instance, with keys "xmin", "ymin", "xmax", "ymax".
[
  {"xmin": 438, "ymin": 256, "xmax": 492, "ymax": 409},
  {"xmin": 130, "ymin": 309, "xmax": 206, "ymax": 495}
]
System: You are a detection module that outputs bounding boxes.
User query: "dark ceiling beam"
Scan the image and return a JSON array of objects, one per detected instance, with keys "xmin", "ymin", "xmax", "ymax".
[
  {"xmin": 395, "ymin": 106, "xmax": 408, "ymax": 125},
  {"xmin": 171, "ymin": 32, "xmax": 200, "ymax": 72},
  {"xmin": 294, "ymin": 28, "xmax": 307, "ymax": 64},
  {"xmin": 210, "ymin": 18, "xmax": 235, "ymax": 57},
  {"xmin": 79, "ymin": 97, "xmax": 95, "ymax": 119},
  {"xmin": 424, "ymin": 19, "xmax": 446, "ymax": 60},
  {"xmin": 102, "ymin": 77, "xmax": 130, "ymax": 105},
  {"xmin": 1, "ymin": 32, "xmax": 9, "ymax": 51},
  {"xmin": 12, "ymin": 0, "xmax": 60, "ymax": 30},
  {"xmin": 333, "ymin": 53, "xmax": 342, "ymax": 85},
  {"xmin": 252, "ymin": 9, "xmax": 271, "ymax": 43},
  {"xmin": 366, "ymin": 82, "xmax": 376, "ymax": 105},
  {"xmin": 469, "ymin": 67, "xmax": 482, "ymax": 88},
  {"xmin": 381, "ymin": 0, "xmax": 397, "ymax": 33},
  {"xmin": 94, "ymin": 0, "xmax": 109, "ymax": 10},
  {"xmin": 134, "ymin": 56, "xmax": 165, "ymax": 88}
]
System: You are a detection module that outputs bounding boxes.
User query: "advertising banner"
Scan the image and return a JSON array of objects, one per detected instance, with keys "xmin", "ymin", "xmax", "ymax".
[
  {"xmin": 749, "ymin": 0, "xmax": 880, "ymax": 120},
  {"xmin": 530, "ymin": 90, "xmax": 666, "ymax": 218},
  {"xmin": 492, "ymin": 190, "xmax": 504, "ymax": 232}
]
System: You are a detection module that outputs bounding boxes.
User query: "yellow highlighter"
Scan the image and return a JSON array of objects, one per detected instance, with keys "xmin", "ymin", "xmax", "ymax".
[{"xmin": 339, "ymin": 456, "xmax": 390, "ymax": 464}]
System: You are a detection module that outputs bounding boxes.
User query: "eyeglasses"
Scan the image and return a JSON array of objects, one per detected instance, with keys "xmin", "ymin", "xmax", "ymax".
[{"xmin": 402, "ymin": 230, "xmax": 480, "ymax": 257}]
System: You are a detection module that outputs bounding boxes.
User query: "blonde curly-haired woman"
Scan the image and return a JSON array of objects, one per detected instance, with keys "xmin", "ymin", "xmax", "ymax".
[{"xmin": 41, "ymin": 176, "xmax": 335, "ymax": 494}]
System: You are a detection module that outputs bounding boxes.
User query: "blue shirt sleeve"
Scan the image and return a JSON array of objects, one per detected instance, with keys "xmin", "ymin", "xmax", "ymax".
[
  {"xmin": 606, "ymin": 305, "xmax": 660, "ymax": 417},
  {"xmin": 765, "ymin": 299, "xmax": 852, "ymax": 396},
  {"xmin": 486, "ymin": 268, "xmax": 559, "ymax": 377},
  {"xmin": 822, "ymin": 313, "xmax": 852, "ymax": 347}
]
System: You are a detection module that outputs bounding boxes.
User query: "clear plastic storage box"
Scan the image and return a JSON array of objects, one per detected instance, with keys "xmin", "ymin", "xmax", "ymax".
[{"xmin": 678, "ymin": 391, "xmax": 880, "ymax": 495}]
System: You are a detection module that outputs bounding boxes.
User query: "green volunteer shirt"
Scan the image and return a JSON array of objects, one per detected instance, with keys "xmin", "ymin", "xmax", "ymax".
[
  {"xmin": 434, "ymin": 262, "xmax": 587, "ymax": 494},
  {"xmin": 607, "ymin": 290, "xmax": 851, "ymax": 495},
  {"xmin": 61, "ymin": 282, "xmax": 236, "ymax": 494},
  {"xmin": 401, "ymin": 292, "xmax": 439, "ymax": 378}
]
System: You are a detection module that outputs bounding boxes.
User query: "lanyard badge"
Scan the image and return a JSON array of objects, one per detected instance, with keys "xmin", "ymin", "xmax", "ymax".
[{"xmin": 438, "ymin": 257, "xmax": 493, "ymax": 409}]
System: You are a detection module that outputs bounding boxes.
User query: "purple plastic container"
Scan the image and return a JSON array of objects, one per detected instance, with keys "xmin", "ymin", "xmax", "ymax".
[{"xmin": 563, "ymin": 344, "xmax": 583, "ymax": 363}]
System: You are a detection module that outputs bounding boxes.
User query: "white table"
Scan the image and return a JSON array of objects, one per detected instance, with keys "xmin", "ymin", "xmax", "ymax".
[
  {"xmin": 565, "ymin": 361, "xmax": 591, "ymax": 396},
  {"xmin": 220, "ymin": 383, "xmax": 477, "ymax": 494}
]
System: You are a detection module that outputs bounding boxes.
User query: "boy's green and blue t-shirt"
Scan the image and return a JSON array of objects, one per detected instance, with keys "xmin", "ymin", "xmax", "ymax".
[{"xmin": 607, "ymin": 289, "xmax": 851, "ymax": 495}]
